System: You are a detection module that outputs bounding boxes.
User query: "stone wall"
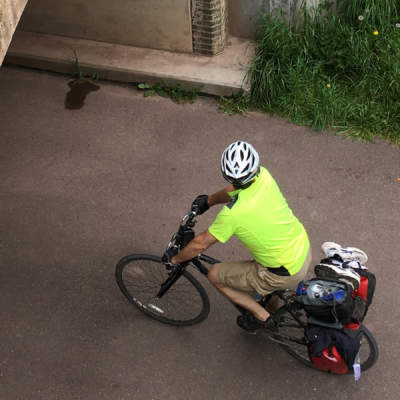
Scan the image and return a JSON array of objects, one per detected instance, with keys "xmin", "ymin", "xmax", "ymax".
[
  {"xmin": 192, "ymin": 0, "xmax": 227, "ymax": 55},
  {"xmin": 0, "ymin": 0, "xmax": 28, "ymax": 65},
  {"xmin": 191, "ymin": 0, "xmax": 324, "ymax": 55},
  {"xmin": 17, "ymin": 0, "xmax": 193, "ymax": 53}
]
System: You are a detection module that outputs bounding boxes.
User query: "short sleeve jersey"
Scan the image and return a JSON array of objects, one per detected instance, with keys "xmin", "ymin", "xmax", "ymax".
[{"xmin": 208, "ymin": 167, "xmax": 310, "ymax": 275}]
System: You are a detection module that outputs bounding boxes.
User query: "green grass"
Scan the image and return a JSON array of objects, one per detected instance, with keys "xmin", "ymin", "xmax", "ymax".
[
  {"xmin": 138, "ymin": 81, "xmax": 202, "ymax": 104},
  {"xmin": 71, "ymin": 51, "xmax": 99, "ymax": 82},
  {"xmin": 219, "ymin": 90, "xmax": 250, "ymax": 115},
  {"xmin": 245, "ymin": 0, "xmax": 400, "ymax": 143}
]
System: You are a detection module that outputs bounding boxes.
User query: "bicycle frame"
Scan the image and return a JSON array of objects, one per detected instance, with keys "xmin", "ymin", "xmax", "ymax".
[
  {"xmin": 156, "ymin": 254, "xmax": 216, "ymax": 299},
  {"xmin": 157, "ymin": 210, "xmax": 303, "ymax": 321},
  {"xmin": 157, "ymin": 210, "xmax": 214, "ymax": 297}
]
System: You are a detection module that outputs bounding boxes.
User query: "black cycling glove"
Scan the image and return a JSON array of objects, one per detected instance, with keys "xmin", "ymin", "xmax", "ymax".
[
  {"xmin": 162, "ymin": 246, "xmax": 179, "ymax": 266},
  {"xmin": 191, "ymin": 194, "xmax": 209, "ymax": 215}
]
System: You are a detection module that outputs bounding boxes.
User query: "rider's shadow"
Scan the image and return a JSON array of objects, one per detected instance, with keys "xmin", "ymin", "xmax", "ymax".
[{"xmin": 65, "ymin": 79, "xmax": 100, "ymax": 110}]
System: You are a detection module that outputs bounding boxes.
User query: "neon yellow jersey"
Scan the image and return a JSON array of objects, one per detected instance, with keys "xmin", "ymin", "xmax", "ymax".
[{"xmin": 208, "ymin": 167, "xmax": 310, "ymax": 275}]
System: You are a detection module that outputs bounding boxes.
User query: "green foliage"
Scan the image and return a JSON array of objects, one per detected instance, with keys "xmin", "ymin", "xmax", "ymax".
[
  {"xmin": 138, "ymin": 81, "xmax": 202, "ymax": 103},
  {"xmin": 219, "ymin": 90, "xmax": 249, "ymax": 115},
  {"xmin": 71, "ymin": 51, "xmax": 99, "ymax": 82},
  {"xmin": 248, "ymin": 0, "xmax": 400, "ymax": 143},
  {"xmin": 338, "ymin": 0, "xmax": 399, "ymax": 27}
]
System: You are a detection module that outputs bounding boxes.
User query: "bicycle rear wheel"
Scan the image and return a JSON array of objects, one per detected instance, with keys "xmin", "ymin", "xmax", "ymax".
[
  {"xmin": 115, "ymin": 254, "xmax": 210, "ymax": 326},
  {"xmin": 274, "ymin": 306, "xmax": 379, "ymax": 373},
  {"xmin": 272, "ymin": 305, "xmax": 313, "ymax": 368},
  {"xmin": 357, "ymin": 325, "xmax": 379, "ymax": 372}
]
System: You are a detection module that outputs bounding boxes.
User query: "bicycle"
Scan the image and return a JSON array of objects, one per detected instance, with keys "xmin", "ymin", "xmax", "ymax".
[{"xmin": 115, "ymin": 208, "xmax": 378, "ymax": 374}]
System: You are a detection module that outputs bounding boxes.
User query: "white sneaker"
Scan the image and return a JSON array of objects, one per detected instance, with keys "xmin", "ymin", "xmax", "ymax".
[
  {"xmin": 315, "ymin": 262, "xmax": 360, "ymax": 290},
  {"xmin": 342, "ymin": 260, "xmax": 368, "ymax": 271},
  {"xmin": 321, "ymin": 242, "xmax": 368, "ymax": 264}
]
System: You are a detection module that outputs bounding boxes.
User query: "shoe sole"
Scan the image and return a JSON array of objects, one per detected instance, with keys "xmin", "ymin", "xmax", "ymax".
[
  {"xmin": 236, "ymin": 314, "xmax": 277, "ymax": 333},
  {"xmin": 321, "ymin": 242, "xmax": 368, "ymax": 264},
  {"xmin": 315, "ymin": 264, "xmax": 360, "ymax": 290}
]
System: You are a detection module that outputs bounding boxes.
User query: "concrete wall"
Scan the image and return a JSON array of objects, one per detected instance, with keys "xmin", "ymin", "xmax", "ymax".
[
  {"xmin": 0, "ymin": 0, "xmax": 28, "ymax": 65},
  {"xmin": 228, "ymin": 0, "xmax": 325, "ymax": 39},
  {"xmin": 17, "ymin": 0, "xmax": 193, "ymax": 53},
  {"xmin": 3, "ymin": 0, "xmax": 329, "ymax": 64},
  {"xmin": 228, "ymin": 0, "xmax": 265, "ymax": 39}
]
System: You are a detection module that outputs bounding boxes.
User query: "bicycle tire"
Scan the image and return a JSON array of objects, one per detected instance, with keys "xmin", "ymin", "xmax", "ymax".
[
  {"xmin": 272, "ymin": 304, "xmax": 313, "ymax": 369},
  {"xmin": 357, "ymin": 325, "xmax": 379, "ymax": 372},
  {"xmin": 115, "ymin": 253, "xmax": 210, "ymax": 326},
  {"xmin": 273, "ymin": 306, "xmax": 379, "ymax": 373}
]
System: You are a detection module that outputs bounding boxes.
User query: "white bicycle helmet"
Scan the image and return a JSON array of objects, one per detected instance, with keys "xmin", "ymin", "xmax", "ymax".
[{"xmin": 221, "ymin": 141, "xmax": 260, "ymax": 186}]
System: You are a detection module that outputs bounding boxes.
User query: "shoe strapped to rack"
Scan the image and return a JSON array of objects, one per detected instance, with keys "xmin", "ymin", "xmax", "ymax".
[
  {"xmin": 316, "ymin": 242, "xmax": 369, "ymax": 290},
  {"xmin": 321, "ymin": 242, "xmax": 368, "ymax": 264}
]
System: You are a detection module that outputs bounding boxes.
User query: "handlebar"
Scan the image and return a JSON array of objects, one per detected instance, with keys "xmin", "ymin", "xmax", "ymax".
[
  {"xmin": 166, "ymin": 208, "xmax": 199, "ymax": 251},
  {"xmin": 180, "ymin": 209, "xmax": 198, "ymax": 227},
  {"xmin": 162, "ymin": 206, "xmax": 218, "ymax": 280}
]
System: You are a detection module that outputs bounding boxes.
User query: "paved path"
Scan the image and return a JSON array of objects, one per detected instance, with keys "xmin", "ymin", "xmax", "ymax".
[{"xmin": 1, "ymin": 67, "xmax": 399, "ymax": 400}]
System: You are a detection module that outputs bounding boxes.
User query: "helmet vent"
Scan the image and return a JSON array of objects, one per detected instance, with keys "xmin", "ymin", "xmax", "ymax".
[{"xmin": 220, "ymin": 141, "xmax": 259, "ymax": 186}]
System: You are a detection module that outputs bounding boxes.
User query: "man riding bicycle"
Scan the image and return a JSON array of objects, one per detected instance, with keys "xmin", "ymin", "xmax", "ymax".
[{"xmin": 163, "ymin": 141, "xmax": 311, "ymax": 332}]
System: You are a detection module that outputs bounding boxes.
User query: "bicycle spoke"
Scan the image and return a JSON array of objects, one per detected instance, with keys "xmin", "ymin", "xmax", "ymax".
[{"xmin": 272, "ymin": 306, "xmax": 313, "ymax": 367}]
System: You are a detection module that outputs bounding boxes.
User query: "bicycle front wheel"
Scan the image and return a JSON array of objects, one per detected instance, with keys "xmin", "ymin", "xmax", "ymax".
[{"xmin": 115, "ymin": 254, "xmax": 210, "ymax": 326}]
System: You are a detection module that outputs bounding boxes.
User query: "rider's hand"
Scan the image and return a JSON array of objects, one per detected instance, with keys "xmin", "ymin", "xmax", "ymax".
[
  {"xmin": 191, "ymin": 194, "xmax": 209, "ymax": 215},
  {"xmin": 162, "ymin": 246, "xmax": 179, "ymax": 266}
]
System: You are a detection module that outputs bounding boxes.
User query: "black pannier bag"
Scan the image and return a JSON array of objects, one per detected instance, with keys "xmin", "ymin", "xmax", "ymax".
[
  {"xmin": 296, "ymin": 279, "xmax": 355, "ymax": 324},
  {"xmin": 350, "ymin": 267, "xmax": 376, "ymax": 322}
]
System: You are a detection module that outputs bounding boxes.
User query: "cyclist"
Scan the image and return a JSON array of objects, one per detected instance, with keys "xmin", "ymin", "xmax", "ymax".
[{"xmin": 163, "ymin": 141, "xmax": 311, "ymax": 332}]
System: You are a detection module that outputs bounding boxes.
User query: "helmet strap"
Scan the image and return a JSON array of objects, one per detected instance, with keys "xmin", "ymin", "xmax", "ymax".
[{"xmin": 233, "ymin": 180, "xmax": 255, "ymax": 190}]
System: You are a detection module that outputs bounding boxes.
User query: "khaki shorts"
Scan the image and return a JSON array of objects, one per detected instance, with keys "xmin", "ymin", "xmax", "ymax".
[{"xmin": 216, "ymin": 249, "xmax": 312, "ymax": 295}]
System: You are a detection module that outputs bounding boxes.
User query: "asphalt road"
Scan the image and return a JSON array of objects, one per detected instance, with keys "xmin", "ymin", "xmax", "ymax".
[{"xmin": 1, "ymin": 66, "xmax": 399, "ymax": 400}]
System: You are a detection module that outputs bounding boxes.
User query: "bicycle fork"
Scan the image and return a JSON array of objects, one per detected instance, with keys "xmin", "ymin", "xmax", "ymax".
[
  {"xmin": 156, "ymin": 264, "xmax": 186, "ymax": 298},
  {"xmin": 156, "ymin": 257, "xmax": 212, "ymax": 299}
]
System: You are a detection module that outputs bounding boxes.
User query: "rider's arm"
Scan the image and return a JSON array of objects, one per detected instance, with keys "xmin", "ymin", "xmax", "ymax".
[
  {"xmin": 173, "ymin": 186, "xmax": 234, "ymax": 264},
  {"xmin": 171, "ymin": 229, "xmax": 217, "ymax": 264},
  {"xmin": 207, "ymin": 185, "xmax": 235, "ymax": 207}
]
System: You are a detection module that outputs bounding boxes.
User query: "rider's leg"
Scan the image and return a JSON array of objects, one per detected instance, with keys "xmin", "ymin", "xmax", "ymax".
[
  {"xmin": 266, "ymin": 295, "xmax": 280, "ymax": 313},
  {"xmin": 209, "ymin": 250, "xmax": 312, "ymax": 322},
  {"xmin": 208, "ymin": 264, "xmax": 269, "ymax": 321}
]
